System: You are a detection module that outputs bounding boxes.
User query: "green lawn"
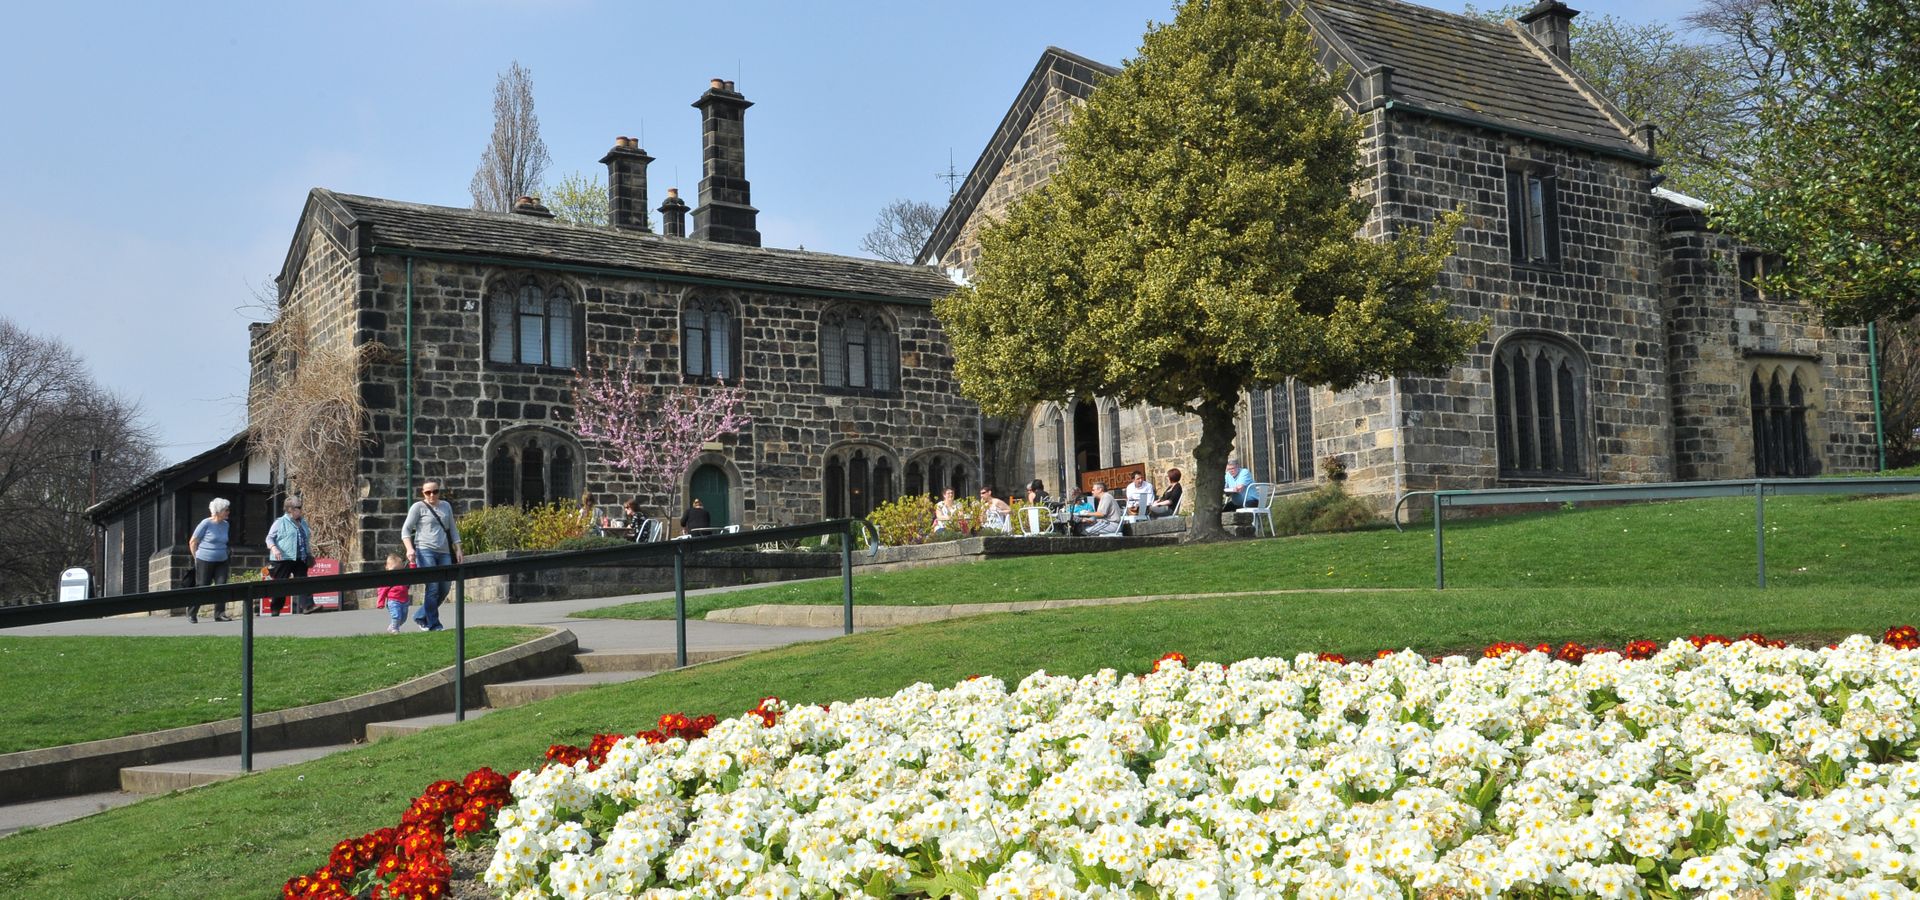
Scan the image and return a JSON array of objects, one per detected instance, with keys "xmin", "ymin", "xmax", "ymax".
[
  {"xmin": 575, "ymin": 493, "xmax": 1920, "ymax": 620},
  {"xmin": 4, "ymin": 586, "xmax": 1919, "ymax": 898},
  {"xmin": 0, "ymin": 628, "xmax": 544, "ymax": 753}
]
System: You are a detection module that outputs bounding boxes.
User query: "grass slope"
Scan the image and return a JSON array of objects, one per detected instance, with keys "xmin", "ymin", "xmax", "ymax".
[
  {"xmin": 3, "ymin": 586, "xmax": 1918, "ymax": 898},
  {"xmin": 576, "ymin": 494, "xmax": 1920, "ymax": 620},
  {"xmin": 0, "ymin": 628, "xmax": 543, "ymax": 753}
]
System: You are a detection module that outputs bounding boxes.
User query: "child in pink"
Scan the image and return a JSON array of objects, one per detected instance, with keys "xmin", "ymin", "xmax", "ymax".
[{"xmin": 376, "ymin": 553, "xmax": 411, "ymax": 634}]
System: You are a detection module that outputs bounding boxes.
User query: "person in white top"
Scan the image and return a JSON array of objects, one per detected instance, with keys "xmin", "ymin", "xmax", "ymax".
[
  {"xmin": 979, "ymin": 488, "xmax": 1012, "ymax": 532},
  {"xmin": 1124, "ymin": 471, "xmax": 1156, "ymax": 517}
]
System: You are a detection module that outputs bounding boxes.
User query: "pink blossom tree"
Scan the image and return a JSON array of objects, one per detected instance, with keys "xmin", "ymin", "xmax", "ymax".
[{"xmin": 573, "ymin": 349, "xmax": 750, "ymax": 518}]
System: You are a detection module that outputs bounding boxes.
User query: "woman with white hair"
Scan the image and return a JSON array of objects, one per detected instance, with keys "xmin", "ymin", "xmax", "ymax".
[{"xmin": 187, "ymin": 498, "xmax": 234, "ymax": 623}]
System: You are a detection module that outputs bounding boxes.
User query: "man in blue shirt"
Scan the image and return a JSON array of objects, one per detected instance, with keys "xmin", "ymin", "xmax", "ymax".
[{"xmin": 1223, "ymin": 460, "xmax": 1254, "ymax": 511}]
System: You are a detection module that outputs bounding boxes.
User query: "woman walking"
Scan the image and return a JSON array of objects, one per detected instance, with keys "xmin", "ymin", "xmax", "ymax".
[{"xmin": 187, "ymin": 498, "xmax": 234, "ymax": 623}]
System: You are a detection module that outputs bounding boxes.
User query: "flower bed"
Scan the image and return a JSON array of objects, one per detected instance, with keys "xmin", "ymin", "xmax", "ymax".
[{"xmin": 291, "ymin": 628, "xmax": 1920, "ymax": 898}]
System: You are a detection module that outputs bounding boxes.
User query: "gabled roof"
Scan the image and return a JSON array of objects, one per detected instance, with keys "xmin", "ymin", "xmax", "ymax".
[
  {"xmin": 920, "ymin": 0, "xmax": 1651, "ymax": 264},
  {"xmin": 1302, "ymin": 0, "xmax": 1644, "ymax": 155},
  {"xmin": 299, "ymin": 190, "xmax": 960, "ymax": 305},
  {"xmin": 915, "ymin": 47, "xmax": 1119, "ymax": 265},
  {"xmin": 88, "ymin": 432, "xmax": 253, "ymax": 521}
]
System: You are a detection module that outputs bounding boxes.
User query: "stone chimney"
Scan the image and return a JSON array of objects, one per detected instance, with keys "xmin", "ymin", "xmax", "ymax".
[
  {"xmin": 512, "ymin": 196, "xmax": 554, "ymax": 218},
  {"xmin": 1518, "ymin": 0, "xmax": 1577, "ymax": 63},
  {"xmin": 691, "ymin": 78, "xmax": 761, "ymax": 246},
  {"xmin": 658, "ymin": 188, "xmax": 690, "ymax": 238},
  {"xmin": 599, "ymin": 136, "xmax": 654, "ymax": 232}
]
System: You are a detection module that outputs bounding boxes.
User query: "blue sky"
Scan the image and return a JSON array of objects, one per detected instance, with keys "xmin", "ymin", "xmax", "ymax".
[{"xmin": 0, "ymin": 0, "xmax": 1695, "ymax": 465}]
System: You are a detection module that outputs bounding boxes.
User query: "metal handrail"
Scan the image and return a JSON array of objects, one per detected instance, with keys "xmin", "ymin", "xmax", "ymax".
[
  {"xmin": 1391, "ymin": 477, "xmax": 1920, "ymax": 590},
  {"xmin": 0, "ymin": 517, "xmax": 872, "ymax": 773}
]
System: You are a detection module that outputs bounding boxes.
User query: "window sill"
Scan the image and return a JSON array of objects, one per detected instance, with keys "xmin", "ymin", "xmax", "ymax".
[
  {"xmin": 680, "ymin": 373, "xmax": 745, "ymax": 386},
  {"xmin": 1496, "ymin": 472, "xmax": 1596, "ymax": 485},
  {"xmin": 821, "ymin": 385, "xmax": 902, "ymax": 399},
  {"xmin": 484, "ymin": 360, "xmax": 575, "ymax": 376},
  {"xmin": 1511, "ymin": 260, "xmax": 1563, "ymax": 276}
]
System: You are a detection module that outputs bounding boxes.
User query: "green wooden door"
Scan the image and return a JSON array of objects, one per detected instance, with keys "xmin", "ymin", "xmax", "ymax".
[{"xmin": 690, "ymin": 465, "xmax": 731, "ymax": 527}]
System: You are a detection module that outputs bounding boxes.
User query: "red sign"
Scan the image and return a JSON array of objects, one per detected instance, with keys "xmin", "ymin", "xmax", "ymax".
[{"xmin": 308, "ymin": 558, "xmax": 342, "ymax": 609}]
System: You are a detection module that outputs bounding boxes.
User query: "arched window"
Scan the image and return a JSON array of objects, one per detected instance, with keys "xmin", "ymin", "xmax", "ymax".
[
  {"xmin": 905, "ymin": 462, "xmax": 924, "ymax": 498},
  {"xmin": 910, "ymin": 451, "xmax": 969, "ymax": 497},
  {"xmin": 823, "ymin": 445, "xmax": 898, "ymax": 518},
  {"xmin": 1245, "ymin": 381, "xmax": 1314, "ymax": 483},
  {"xmin": 1494, "ymin": 334, "xmax": 1588, "ymax": 479},
  {"xmin": 682, "ymin": 297, "xmax": 737, "ymax": 379},
  {"xmin": 487, "ymin": 276, "xmax": 579, "ymax": 368},
  {"xmin": 820, "ymin": 307, "xmax": 898, "ymax": 392},
  {"xmin": 484, "ymin": 429, "xmax": 584, "ymax": 508},
  {"xmin": 1751, "ymin": 362, "xmax": 1817, "ymax": 476}
]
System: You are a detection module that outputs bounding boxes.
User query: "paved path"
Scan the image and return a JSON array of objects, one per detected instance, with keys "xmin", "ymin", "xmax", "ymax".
[{"xmin": 6, "ymin": 581, "xmax": 849, "ymax": 653}]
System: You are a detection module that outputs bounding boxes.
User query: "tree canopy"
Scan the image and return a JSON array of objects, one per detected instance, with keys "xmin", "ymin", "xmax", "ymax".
[
  {"xmin": 1699, "ymin": 0, "xmax": 1920, "ymax": 325},
  {"xmin": 934, "ymin": 0, "xmax": 1478, "ymax": 540}
]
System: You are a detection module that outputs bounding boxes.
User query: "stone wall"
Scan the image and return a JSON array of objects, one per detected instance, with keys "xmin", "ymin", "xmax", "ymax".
[{"xmin": 343, "ymin": 255, "xmax": 979, "ymax": 574}]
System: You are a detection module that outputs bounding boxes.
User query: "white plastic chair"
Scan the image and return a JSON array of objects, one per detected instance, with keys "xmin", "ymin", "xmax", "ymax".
[
  {"xmin": 1246, "ymin": 482, "xmax": 1277, "ymax": 536},
  {"xmin": 1017, "ymin": 505, "xmax": 1052, "ymax": 537}
]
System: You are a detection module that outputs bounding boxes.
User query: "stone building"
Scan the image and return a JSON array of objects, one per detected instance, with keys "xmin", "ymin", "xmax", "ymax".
[
  {"xmin": 921, "ymin": 0, "xmax": 1879, "ymax": 504},
  {"xmin": 248, "ymin": 78, "xmax": 978, "ymax": 576}
]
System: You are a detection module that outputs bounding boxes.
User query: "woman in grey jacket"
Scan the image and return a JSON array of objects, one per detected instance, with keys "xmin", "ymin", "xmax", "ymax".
[{"xmin": 401, "ymin": 480, "xmax": 463, "ymax": 631}]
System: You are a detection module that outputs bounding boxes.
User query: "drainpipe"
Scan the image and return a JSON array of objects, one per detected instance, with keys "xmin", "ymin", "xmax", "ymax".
[
  {"xmin": 1869, "ymin": 320, "xmax": 1886, "ymax": 471},
  {"xmin": 406, "ymin": 256, "xmax": 415, "ymax": 486}
]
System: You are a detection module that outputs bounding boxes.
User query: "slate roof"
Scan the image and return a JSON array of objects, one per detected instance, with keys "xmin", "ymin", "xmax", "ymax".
[
  {"xmin": 921, "ymin": 0, "xmax": 1650, "ymax": 263},
  {"xmin": 87, "ymin": 432, "xmax": 252, "ymax": 520},
  {"xmin": 311, "ymin": 190, "xmax": 960, "ymax": 304},
  {"xmin": 1302, "ymin": 0, "xmax": 1643, "ymax": 155}
]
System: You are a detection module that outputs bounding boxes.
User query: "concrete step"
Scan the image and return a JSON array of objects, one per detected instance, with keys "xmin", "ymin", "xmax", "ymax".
[
  {"xmin": 0, "ymin": 790, "xmax": 146, "ymax": 837},
  {"xmin": 484, "ymin": 671, "xmax": 655, "ymax": 708},
  {"xmin": 120, "ymin": 744, "xmax": 355, "ymax": 794},
  {"xmin": 364, "ymin": 708, "xmax": 494, "ymax": 742},
  {"xmin": 574, "ymin": 648, "xmax": 750, "ymax": 672}
]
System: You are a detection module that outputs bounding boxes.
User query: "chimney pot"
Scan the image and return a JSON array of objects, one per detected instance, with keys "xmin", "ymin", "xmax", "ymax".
[
  {"xmin": 658, "ymin": 187, "xmax": 690, "ymax": 238},
  {"xmin": 710, "ymin": 77, "xmax": 725, "ymax": 90},
  {"xmin": 512, "ymin": 196, "xmax": 555, "ymax": 218},
  {"xmin": 723, "ymin": 80, "xmax": 735, "ymax": 92}
]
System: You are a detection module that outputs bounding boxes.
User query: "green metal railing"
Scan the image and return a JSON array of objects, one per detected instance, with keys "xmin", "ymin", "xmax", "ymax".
[
  {"xmin": 1392, "ymin": 477, "xmax": 1920, "ymax": 590},
  {"xmin": 0, "ymin": 519, "xmax": 879, "ymax": 772}
]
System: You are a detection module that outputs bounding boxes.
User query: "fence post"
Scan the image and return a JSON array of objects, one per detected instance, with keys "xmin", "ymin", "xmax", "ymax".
[
  {"xmin": 1754, "ymin": 481, "xmax": 1767, "ymax": 588},
  {"xmin": 241, "ymin": 591, "xmax": 254, "ymax": 773},
  {"xmin": 841, "ymin": 525, "xmax": 855, "ymax": 636},
  {"xmin": 454, "ymin": 568, "xmax": 467, "ymax": 721},
  {"xmin": 1433, "ymin": 494, "xmax": 1447, "ymax": 590},
  {"xmin": 673, "ymin": 545, "xmax": 687, "ymax": 669}
]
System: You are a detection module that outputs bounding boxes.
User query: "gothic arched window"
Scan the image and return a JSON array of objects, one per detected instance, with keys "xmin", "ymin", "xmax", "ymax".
[
  {"xmin": 682, "ymin": 297, "xmax": 737, "ymax": 379},
  {"xmin": 823, "ymin": 445, "xmax": 898, "ymax": 519},
  {"xmin": 484, "ymin": 429, "xmax": 585, "ymax": 508},
  {"xmin": 821, "ymin": 307, "xmax": 897, "ymax": 393},
  {"xmin": 1494, "ymin": 334, "xmax": 1588, "ymax": 479},
  {"xmin": 1751, "ymin": 362, "xmax": 1817, "ymax": 476},
  {"xmin": 910, "ymin": 451, "xmax": 969, "ymax": 498},
  {"xmin": 487, "ymin": 276, "xmax": 578, "ymax": 368}
]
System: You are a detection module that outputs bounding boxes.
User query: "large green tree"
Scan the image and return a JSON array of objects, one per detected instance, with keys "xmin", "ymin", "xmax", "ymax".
[
  {"xmin": 1699, "ymin": 0, "xmax": 1920, "ymax": 325},
  {"xmin": 934, "ymin": 0, "xmax": 1479, "ymax": 542}
]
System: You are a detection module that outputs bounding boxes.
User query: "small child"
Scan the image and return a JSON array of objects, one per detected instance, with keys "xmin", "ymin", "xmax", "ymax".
[{"xmin": 376, "ymin": 552, "xmax": 411, "ymax": 634}]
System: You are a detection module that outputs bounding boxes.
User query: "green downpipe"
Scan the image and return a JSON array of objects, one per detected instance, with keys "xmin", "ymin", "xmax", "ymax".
[
  {"xmin": 1869, "ymin": 320, "xmax": 1886, "ymax": 471},
  {"xmin": 406, "ymin": 256, "xmax": 415, "ymax": 486}
]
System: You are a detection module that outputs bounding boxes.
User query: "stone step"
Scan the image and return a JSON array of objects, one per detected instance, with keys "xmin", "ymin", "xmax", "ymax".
[
  {"xmin": 484, "ymin": 671, "xmax": 655, "ymax": 708},
  {"xmin": 120, "ymin": 744, "xmax": 356, "ymax": 794},
  {"xmin": 573, "ymin": 648, "xmax": 750, "ymax": 672},
  {"xmin": 364, "ymin": 708, "xmax": 494, "ymax": 742},
  {"xmin": 0, "ymin": 790, "xmax": 146, "ymax": 837}
]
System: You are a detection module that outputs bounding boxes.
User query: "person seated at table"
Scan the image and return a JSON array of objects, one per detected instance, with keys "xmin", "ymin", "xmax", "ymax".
[
  {"xmin": 679, "ymin": 498, "xmax": 712, "ymax": 535},
  {"xmin": 1147, "ymin": 468, "xmax": 1184, "ymax": 518},
  {"xmin": 933, "ymin": 488, "xmax": 962, "ymax": 533},
  {"xmin": 1074, "ymin": 482, "xmax": 1123, "ymax": 536},
  {"xmin": 979, "ymin": 487, "xmax": 1013, "ymax": 532},
  {"xmin": 621, "ymin": 497, "xmax": 641, "ymax": 528},
  {"xmin": 1124, "ymin": 471, "xmax": 1156, "ymax": 517},
  {"xmin": 1223, "ymin": 459, "xmax": 1254, "ymax": 510},
  {"xmin": 1024, "ymin": 479, "xmax": 1050, "ymax": 506}
]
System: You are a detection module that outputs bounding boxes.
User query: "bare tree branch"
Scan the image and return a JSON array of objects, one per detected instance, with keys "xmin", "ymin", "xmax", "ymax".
[
  {"xmin": 470, "ymin": 61, "xmax": 552, "ymax": 213},
  {"xmin": 861, "ymin": 199, "xmax": 943, "ymax": 263}
]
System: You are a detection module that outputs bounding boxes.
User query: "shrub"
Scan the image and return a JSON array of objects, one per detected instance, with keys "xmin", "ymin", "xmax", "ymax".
[
  {"xmin": 548, "ymin": 535, "xmax": 630, "ymax": 552},
  {"xmin": 1265, "ymin": 482, "xmax": 1380, "ymax": 535},
  {"xmin": 866, "ymin": 495, "xmax": 936, "ymax": 546},
  {"xmin": 458, "ymin": 505, "xmax": 530, "ymax": 555},
  {"xmin": 524, "ymin": 502, "xmax": 591, "ymax": 550}
]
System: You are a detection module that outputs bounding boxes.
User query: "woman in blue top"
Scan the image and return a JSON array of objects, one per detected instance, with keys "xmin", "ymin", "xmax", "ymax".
[{"xmin": 188, "ymin": 498, "xmax": 233, "ymax": 623}]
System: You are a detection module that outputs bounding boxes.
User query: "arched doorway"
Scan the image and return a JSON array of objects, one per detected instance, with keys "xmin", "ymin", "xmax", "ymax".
[
  {"xmin": 1072, "ymin": 401, "xmax": 1101, "ymax": 475},
  {"xmin": 689, "ymin": 464, "xmax": 731, "ymax": 527}
]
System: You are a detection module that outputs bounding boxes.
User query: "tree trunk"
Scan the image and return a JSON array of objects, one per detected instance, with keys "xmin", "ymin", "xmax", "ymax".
[{"xmin": 1183, "ymin": 394, "xmax": 1239, "ymax": 543}]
